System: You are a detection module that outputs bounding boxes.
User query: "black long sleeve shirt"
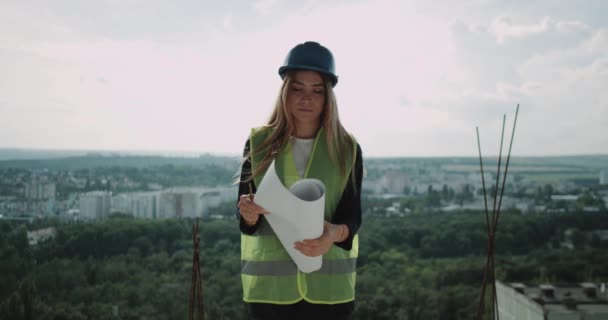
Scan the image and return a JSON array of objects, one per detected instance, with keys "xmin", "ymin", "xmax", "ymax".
[{"xmin": 236, "ymin": 139, "xmax": 363, "ymax": 251}]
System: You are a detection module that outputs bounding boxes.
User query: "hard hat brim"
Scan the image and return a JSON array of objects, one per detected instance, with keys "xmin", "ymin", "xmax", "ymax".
[{"xmin": 278, "ymin": 65, "xmax": 338, "ymax": 87}]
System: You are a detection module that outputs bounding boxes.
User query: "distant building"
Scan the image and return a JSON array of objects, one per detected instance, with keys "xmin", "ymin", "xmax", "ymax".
[
  {"xmin": 79, "ymin": 191, "xmax": 111, "ymax": 220},
  {"xmin": 442, "ymin": 174, "xmax": 468, "ymax": 191},
  {"xmin": 111, "ymin": 192, "xmax": 159, "ymax": 219},
  {"xmin": 25, "ymin": 176, "xmax": 56, "ymax": 201},
  {"xmin": 159, "ymin": 190, "xmax": 202, "ymax": 218},
  {"xmin": 106, "ymin": 187, "xmax": 235, "ymax": 220},
  {"xmin": 27, "ymin": 227, "xmax": 56, "ymax": 246},
  {"xmin": 467, "ymin": 172, "xmax": 495, "ymax": 190},
  {"xmin": 600, "ymin": 170, "xmax": 608, "ymax": 185},
  {"xmin": 132, "ymin": 192, "xmax": 159, "ymax": 219},
  {"xmin": 514, "ymin": 200, "xmax": 535, "ymax": 213},
  {"xmin": 551, "ymin": 195, "xmax": 579, "ymax": 202},
  {"xmin": 111, "ymin": 194, "xmax": 132, "ymax": 214},
  {"xmin": 200, "ymin": 187, "xmax": 235, "ymax": 216},
  {"xmin": 497, "ymin": 281, "xmax": 608, "ymax": 319},
  {"xmin": 441, "ymin": 204, "xmax": 462, "ymax": 212},
  {"xmin": 379, "ymin": 171, "xmax": 410, "ymax": 194}
]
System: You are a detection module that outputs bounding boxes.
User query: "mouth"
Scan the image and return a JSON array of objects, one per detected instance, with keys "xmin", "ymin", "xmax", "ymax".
[{"xmin": 296, "ymin": 108, "xmax": 314, "ymax": 113}]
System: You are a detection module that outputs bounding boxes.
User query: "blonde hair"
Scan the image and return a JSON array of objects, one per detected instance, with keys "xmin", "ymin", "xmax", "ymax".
[{"xmin": 239, "ymin": 71, "xmax": 355, "ymax": 184}]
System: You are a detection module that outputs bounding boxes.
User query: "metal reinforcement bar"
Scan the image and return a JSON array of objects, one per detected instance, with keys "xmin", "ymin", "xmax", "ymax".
[
  {"xmin": 189, "ymin": 219, "xmax": 205, "ymax": 320},
  {"xmin": 476, "ymin": 104, "xmax": 520, "ymax": 320}
]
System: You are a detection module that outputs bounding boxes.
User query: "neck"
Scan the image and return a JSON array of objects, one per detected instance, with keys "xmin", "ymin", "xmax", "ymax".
[{"xmin": 294, "ymin": 121, "xmax": 320, "ymax": 139}]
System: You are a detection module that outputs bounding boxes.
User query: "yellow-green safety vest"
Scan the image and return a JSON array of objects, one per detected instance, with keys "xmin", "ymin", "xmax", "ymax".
[{"xmin": 241, "ymin": 126, "xmax": 359, "ymax": 304}]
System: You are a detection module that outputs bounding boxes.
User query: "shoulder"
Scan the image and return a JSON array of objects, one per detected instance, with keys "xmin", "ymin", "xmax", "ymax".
[
  {"xmin": 345, "ymin": 132, "xmax": 362, "ymax": 157},
  {"xmin": 249, "ymin": 126, "xmax": 275, "ymax": 144},
  {"xmin": 242, "ymin": 126, "xmax": 268, "ymax": 153},
  {"xmin": 346, "ymin": 131, "xmax": 357, "ymax": 144},
  {"xmin": 250, "ymin": 126, "xmax": 273, "ymax": 137}
]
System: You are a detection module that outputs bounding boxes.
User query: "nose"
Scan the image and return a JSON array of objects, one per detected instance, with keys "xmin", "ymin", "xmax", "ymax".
[{"xmin": 302, "ymin": 91, "xmax": 313, "ymax": 101}]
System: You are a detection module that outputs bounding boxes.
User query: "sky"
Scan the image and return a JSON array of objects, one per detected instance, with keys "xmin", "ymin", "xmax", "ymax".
[{"xmin": 1, "ymin": 0, "xmax": 607, "ymax": 157}]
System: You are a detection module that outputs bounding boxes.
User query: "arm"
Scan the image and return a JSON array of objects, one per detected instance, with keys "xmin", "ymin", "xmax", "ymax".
[
  {"xmin": 236, "ymin": 139, "xmax": 261, "ymax": 234},
  {"xmin": 330, "ymin": 143, "xmax": 363, "ymax": 251}
]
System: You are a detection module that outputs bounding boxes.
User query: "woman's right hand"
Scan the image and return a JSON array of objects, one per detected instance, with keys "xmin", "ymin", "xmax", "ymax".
[{"xmin": 238, "ymin": 194, "xmax": 269, "ymax": 226}]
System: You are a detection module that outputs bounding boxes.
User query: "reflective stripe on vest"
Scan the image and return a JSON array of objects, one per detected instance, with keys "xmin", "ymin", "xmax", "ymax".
[{"xmin": 242, "ymin": 258, "xmax": 357, "ymax": 276}]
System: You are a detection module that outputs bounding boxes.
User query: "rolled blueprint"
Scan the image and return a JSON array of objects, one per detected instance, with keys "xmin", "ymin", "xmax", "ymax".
[{"xmin": 253, "ymin": 160, "xmax": 325, "ymax": 273}]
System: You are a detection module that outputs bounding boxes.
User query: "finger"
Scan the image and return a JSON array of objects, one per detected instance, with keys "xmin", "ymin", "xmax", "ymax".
[
  {"xmin": 243, "ymin": 207, "xmax": 266, "ymax": 217},
  {"xmin": 238, "ymin": 196, "xmax": 251, "ymax": 208},
  {"xmin": 248, "ymin": 201, "xmax": 267, "ymax": 211},
  {"xmin": 295, "ymin": 241, "xmax": 323, "ymax": 255},
  {"xmin": 238, "ymin": 205, "xmax": 250, "ymax": 216},
  {"xmin": 301, "ymin": 247, "xmax": 320, "ymax": 257},
  {"xmin": 240, "ymin": 209, "xmax": 252, "ymax": 218},
  {"xmin": 250, "ymin": 203, "xmax": 270, "ymax": 215},
  {"xmin": 294, "ymin": 244, "xmax": 314, "ymax": 257},
  {"xmin": 300, "ymin": 240, "xmax": 316, "ymax": 248},
  {"xmin": 294, "ymin": 242, "xmax": 308, "ymax": 251},
  {"xmin": 240, "ymin": 211, "xmax": 253, "ymax": 221},
  {"xmin": 242, "ymin": 210, "xmax": 258, "ymax": 222},
  {"xmin": 242, "ymin": 200, "xmax": 258, "ymax": 213},
  {"xmin": 301, "ymin": 250, "xmax": 315, "ymax": 257},
  {"xmin": 241, "ymin": 201, "xmax": 252, "ymax": 211},
  {"xmin": 239, "ymin": 204, "xmax": 256, "ymax": 217},
  {"xmin": 244, "ymin": 206, "xmax": 259, "ymax": 217},
  {"xmin": 301, "ymin": 239, "xmax": 322, "ymax": 247}
]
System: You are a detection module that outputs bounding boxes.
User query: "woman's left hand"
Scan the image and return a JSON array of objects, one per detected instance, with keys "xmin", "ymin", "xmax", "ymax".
[{"xmin": 294, "ymin": 222, "xmax": 339, "ymax": 257}]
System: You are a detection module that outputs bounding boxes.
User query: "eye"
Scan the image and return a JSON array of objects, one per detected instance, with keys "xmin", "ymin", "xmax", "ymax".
[{"xmin": 314, "ymin": 89, "xmax": 325, "ymax": 95}]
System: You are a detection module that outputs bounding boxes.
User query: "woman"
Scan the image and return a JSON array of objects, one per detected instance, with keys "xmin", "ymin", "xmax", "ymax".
[{"xmin": 236, "ymin": 41, "xmax": 363, "ymax": 320}]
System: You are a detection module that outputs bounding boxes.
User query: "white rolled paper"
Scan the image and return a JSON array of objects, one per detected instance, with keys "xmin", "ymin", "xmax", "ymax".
[{"xmin": 253, "ymin": 160, "xmax": 325, "ymax": 273}]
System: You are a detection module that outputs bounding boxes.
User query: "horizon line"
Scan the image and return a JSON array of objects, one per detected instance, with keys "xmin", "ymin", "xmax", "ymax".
[{"xmin": 0, "ymin": 147, "xmax": 607, "ymax": 159}]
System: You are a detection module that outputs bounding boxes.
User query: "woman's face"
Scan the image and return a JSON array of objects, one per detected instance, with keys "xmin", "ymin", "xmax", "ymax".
[{"xmin": 286, "ymin": 70, "xmax": 326, "ymax": 125}]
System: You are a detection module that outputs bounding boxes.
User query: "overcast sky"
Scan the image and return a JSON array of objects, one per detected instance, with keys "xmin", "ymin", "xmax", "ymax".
[{"xmin": 1, "ymin": 0, "xmax": 607, "ymax": 157}]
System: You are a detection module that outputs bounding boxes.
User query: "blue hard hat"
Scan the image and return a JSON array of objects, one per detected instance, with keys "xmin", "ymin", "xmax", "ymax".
[{"xmin": 278, "ymin": 41, "xmax": 338, "ymax": 87}]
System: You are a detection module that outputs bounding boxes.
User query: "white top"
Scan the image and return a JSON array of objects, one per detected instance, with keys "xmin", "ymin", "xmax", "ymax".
[{"xmin": 291, "ymin": 137, "xmax": 315, "ymax": 177}]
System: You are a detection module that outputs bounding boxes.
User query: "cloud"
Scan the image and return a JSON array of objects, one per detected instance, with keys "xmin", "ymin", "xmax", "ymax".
[
  {"xmin": 253, "ymin": 0, "xmax": 279, "ymax": 16},
  {"xmin": 0, "ymin": 0, "xmax": 606, "ymax": 156},
  {"xmin": 490, "ymin": 15, "xmax": 589, "ymax": 40},
  {"xmin": 426, "ymin": 17, "xmax": 607, "ymax": 155},
  {"xmin": 222, "ymin": 12, "xmax": 233, "ymax": 30},
  {"xmin": 491, "ymin": 16, "xmax": 552, "ymax": 44}
]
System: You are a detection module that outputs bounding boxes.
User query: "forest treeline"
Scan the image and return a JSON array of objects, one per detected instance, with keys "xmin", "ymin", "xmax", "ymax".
[{"xmin": 1, "ymin": 211, "xmax": 607, "ymax": 320}]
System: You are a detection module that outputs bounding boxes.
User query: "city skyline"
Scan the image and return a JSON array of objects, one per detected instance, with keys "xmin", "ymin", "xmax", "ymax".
[
  {"xmin": 1, "ymin": 0, "xmax": 607, "ymax": 157},
  {"xmin": 1, "ymin": 147, "xmax": 608, "ymax": 161}
]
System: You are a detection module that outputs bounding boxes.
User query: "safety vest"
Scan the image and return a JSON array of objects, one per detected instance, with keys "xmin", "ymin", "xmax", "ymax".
[{"xmin": 241, "ymin": 126, "xmax": 359, "ymax": 304}]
